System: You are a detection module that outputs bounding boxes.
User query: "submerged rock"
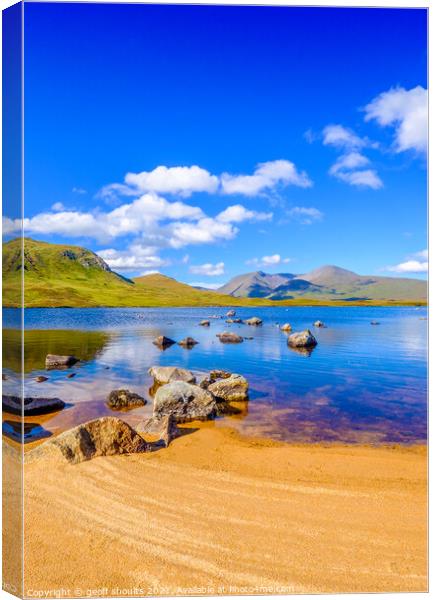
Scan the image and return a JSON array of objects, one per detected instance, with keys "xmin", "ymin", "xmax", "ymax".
[
  {"xmin": 245, "ymin": 317, "xmax": 263, "ymax": 326},
  {"xmin": 153, "ymin": 381, "xmax": 216, "ymax": 422},
  {"xmin": 208, "ymin": 374, "xmax": 249, "ymax": 402},
  {"xmin": 29, "ymin": 417, "xmax": 148, "ymax": 464},
  {"xmin": 313, "ymin": 320, "xmax": 326, "ymax": 328},
  {"xmin": 149, "ymin": 366, "xmax": 196, "ymax": 385},
  {"xmin": 67, "ymin": 373, "xmax": 76, "ymax": 378},
  {"xmin": 107, "ymin": 389, "xmax": 146, "ymax": 410},
  {"xmin": 3, "ymin": 395, "xmax": 65, "ymax": 417},
  {"xmin": 371, "ymin": 321, "xmax": 380, "ymax": 325},
  {"xmin": 153, "ymin": 335, "xmax": 176, "ymax": 349},
  {"xmin": 280, "ymin": 323, "xmax": 292, "ymax": 331},
  {"xmin": 178, "ymin": 337, "xmax": 199, "ymax": 348},
  {"xmin": 199, "ymin": 320, "xmax": 210, "ymax": 326},
  {"xmin": 137, "ymin": 415, "xmax": 180, "ymax": 447},
  {"xmin": 45, "ymin": 354, "xmax": 79, "ymax": 369},
  {"xmin": 287, "ymin": 329, "xmax": 318, "ymax": 348},
  {"xmin": 216, "ymin": 331, "xmax": 244, "ymax": 344}
]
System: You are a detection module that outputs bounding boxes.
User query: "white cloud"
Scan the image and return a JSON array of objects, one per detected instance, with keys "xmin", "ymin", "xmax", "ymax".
[
  {"xmin": 286, "ymin": 206, "xmax": 323, "ymax": 224},
  {"xmin": 216, "ymin": 204, "xmax": 272, "ymax": 223},
  {"xmin": 364, "ymin": 86, "xmax": 427, "ymax": 154},
  {"xmin": 98, "ymin": 242, "xmax": 170, "ymax": 271},
  {"xmin": 189, "ymin": 262, "xmax": 225, "ymax": 276},
  {"xmin": 385, "ymin": 249, "xmax": 428, "ymax": 274},
  {"xmin": 221, "ymin": 160, "xmax": 312, "ymax": 196},
  {"xmin": 99, "ymin": 160, "xmax": 313, "ymax": 201},
  {"xmin": 100, "ymin": 165, "xmax": 219, "ymax": 199},
  {"xmin": 15, "ymin": 193, "xmax": 204, "ymax": 243},
  {"xmin": 329, "ymin": 152, "xmax": 370, "ymax": 174},
  {"xmin": 332, "ymin": 168, "xmax": 383, "ymax": 190},
  {"xmin": 51, "ymin": 202, "xmax": 66, "ymax": 211},
  {"xmin": 72, "ymin": 187, "xmax": 87, "ymax": 195},
  {"xmin": 140, "ymin": 270, "xmax": 160, "ymax": 276},
  {"xmin": 324, "ymin": 130, "xmax": 383, "ymax": 189},
  {"xmin": 247, "ymin": 254, "xmax": 291, "ymax": 268},
  {"xmin": 323, "ymin": 125, "xmax": 368, "ymax": 150},
  {"xmin": 168, "ymin": 217, "xmax": 237, "ymax": 248},
  {"xmin": 188, "ymin": 281, "xmax": 223, "ymax": 290}
]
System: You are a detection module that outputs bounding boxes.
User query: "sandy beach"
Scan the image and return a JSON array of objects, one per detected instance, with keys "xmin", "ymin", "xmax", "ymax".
[{"xmin": 7, "ymin": 423, "xmax": 426, "ymax": 596}]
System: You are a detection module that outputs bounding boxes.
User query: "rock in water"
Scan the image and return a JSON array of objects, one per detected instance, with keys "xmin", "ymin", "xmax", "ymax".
[
  {"xmin": 107, "ymin": 389, "xmax": 146, "ymax": 410},
  {"xmin": 153, "ymin": 335, "xmax": 176, "ymax": 349},
  {"xmin": 35, "ymin": 376, "xmax": 49, "ymax": 383},
  {"xmin": 149, "ymin": 366, "xmax": 196, "ymax": 385},
  {"xmin": 137, "ymin": 415, "xmax": 180, "ymax": 447},
  {"xmin": 199, "ymin": 320, "xmax": 210, "ymax": 326},
  {"xmin": 371, "ymin": 321, "xmax": 380, "ymax": 325},
  {"xmin": 178, "ymin": 337, "xmax": 199, "ymax": 348},
  {"xmin": 226, "ymin": 309, "xmax": 236, "ymax": 317},
  {"xmin": 287, "ymin": 330, "xmax": 318, "ymax": 348},
  {"xmin": 280, "ymin": 323, "xmax": 292, "ymax": 331},
  {"xmin": 313, "ymin": 320, "xmax": 326, "ymax": 328},
  {"xmin": 226, "ymin": 318, "xmax": 242, "ymax": 323},
  {"xmin": 245, "ymin": 317, "xmax": 263, "ymax": 326},
  {"xmin": 2, "ymin": 395, "xmax": 66, "ymax": 416},
  {"xmin": 208, "ymin": 374, "xmax": 249, "ymax": 402},
  {"xmin": 216, "ymin": 332, "xmax": 244, "ymax": 344},
  {"xmin": 45, "ymin": 354, "xmax": 79, "ymax": 369},
  {"xmin": 29, "ymin": 417, "xmax": 148, "ymax": 464},
  {"xmin": 153, "ymin": 381, "xmax": 216, "ymax": 422}
]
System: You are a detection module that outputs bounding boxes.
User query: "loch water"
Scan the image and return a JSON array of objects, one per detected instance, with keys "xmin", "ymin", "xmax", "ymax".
[{"xmin": 2, "ymin": 306, "xmax": 427, "ymax": 444}]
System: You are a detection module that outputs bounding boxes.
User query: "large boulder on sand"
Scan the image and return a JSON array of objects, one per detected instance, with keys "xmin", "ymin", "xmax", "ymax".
[
  {"xmin": 153, "ymin": 381, "xmax": 216, "ymax": 422},
  {"xmin": 287, "ymin": 329, "xmax": 318, "ymax": 348},
  {"xmin": 216, "ymin": 331, "xmax": 243, "ymax": 344},
  {"xmin": 208, "ymin": 374, "xmax": 249, "ymax": 402},
  {"xmin": 149, "ymin": 366, "xmax": 196, "ymax": 385},
  {"xmin": 107, "ymin": 389, "xmax": 146, "ymax": 410},
  {"xmin": 28, "ymin": 417, "xmax": 148, "ymax": 464},
  {"xmin": 45, "ymin": 354, "xmax": 79, "ymax": 369},
  {"xmin": 153, "ymin": 335, "xmax": 176, "ymax": 349},
  {"xmin": 245, "ymin": 317, "xmax": 262, "ymax": 326},
  {"xmin": 3, "ymin": 395, "xmax": 65, "ymax": 416}
]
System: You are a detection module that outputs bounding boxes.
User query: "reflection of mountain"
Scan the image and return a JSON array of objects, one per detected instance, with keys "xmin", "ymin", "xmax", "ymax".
[
  {"xmin": 3, "ymin": 329, "xmax": 110, "ymax": 373},
  {"xmin": 218, "ymin": 266, "xmax": 427, "ymax": 302}
]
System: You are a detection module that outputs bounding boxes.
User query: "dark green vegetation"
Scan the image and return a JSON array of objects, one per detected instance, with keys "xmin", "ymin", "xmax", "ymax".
[
  {"xmin": 2, "ymin": 328, "xmax": 110, "ymax": 373},
  {"xmin": 218, "ymin": 265, "xmax": 427, "ymax": 302},
  {"xmin": 2, "ymin": 238, "xmax": 426, "ymax": 307}
]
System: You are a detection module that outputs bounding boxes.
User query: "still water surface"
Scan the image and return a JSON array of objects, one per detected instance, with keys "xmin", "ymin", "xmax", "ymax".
[{"xmin": 2, "ymin": 306, "xmax": 427, "ymax": 444}]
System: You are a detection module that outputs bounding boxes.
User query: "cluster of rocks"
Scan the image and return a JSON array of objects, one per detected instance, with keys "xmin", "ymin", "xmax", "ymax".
[
  {"xmin": 153, "ymin": 335, "xmax": 199, "ymax": 349},
  {"xmin": 147, "ymin": 365, "xmax": 249, "ymax": 423}
]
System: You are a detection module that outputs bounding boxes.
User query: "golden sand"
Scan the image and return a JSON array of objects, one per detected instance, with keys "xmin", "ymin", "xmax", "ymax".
[{"xmin": 4, "ymin": 423, "xmax": 427, "ymax": 596}]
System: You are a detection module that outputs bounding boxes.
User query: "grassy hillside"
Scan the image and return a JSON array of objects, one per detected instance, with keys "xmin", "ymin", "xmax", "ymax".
[{"xmin": 2, "ymin": 238, "xmax": 426, "ymax": 308}]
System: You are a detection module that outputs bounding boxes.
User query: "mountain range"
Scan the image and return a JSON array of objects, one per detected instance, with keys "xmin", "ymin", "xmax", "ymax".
[
  {"xmin": 217, "ymin": 266, "xmax": 427, "ymax": 301},
  {"xmin": 2, "ymin": 238, "xmax": 427, "ymax": 308}
]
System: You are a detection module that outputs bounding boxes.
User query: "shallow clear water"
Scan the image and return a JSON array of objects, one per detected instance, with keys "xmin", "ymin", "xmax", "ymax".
[{"xmin": 2, "ymin": 306, "xmax": 427, "ymax": 444}]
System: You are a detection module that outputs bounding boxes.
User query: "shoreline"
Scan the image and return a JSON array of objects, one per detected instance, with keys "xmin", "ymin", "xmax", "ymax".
[{"xmin": 3, "ymin": 423, "xmax": 427, "ymax": 594}]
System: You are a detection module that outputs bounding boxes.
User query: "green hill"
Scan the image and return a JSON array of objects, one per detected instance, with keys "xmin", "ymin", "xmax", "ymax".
[
  {"xmin": 2, "ymin": 238, "xmax": 426, "ymax": 308},
  {"xmin": 2, "ymin": 238, "xmax": 269, "ymax": 308}
]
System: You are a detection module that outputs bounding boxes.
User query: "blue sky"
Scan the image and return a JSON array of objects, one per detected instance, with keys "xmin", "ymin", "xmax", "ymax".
[{"xmin": 5, "ymin": 3, "xmax": 428, "ymax": 286}]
